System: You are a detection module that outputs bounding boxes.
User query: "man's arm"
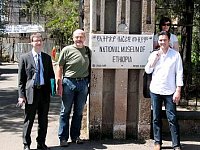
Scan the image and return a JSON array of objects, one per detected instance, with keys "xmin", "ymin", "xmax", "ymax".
[
  {"xmin": 173, "ymin": 53, "xmax": 183, "ymax": 104},
  {"xmin": 56, "ymin": 65, "xmax": 63, "ymax": 96},
  {"xmin": 49, "ymin": 55, "xmax": 55, "ymax": 79},
  {"xmin": 173, "ymin": 86, "xmax": 181, "ymax": 104},
  {"xmin": 18, "ymin": 55, "xmax": 27, "ymax": 104},
  {"xmin": 145, "ymin": 51, "xmax": 161, "ymax": 74},
  {"xmin": 173, "ymin": 42, "xmax": 179, "ymax": 52}
]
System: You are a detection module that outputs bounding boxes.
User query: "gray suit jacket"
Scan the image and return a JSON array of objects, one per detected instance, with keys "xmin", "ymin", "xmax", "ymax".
[{"xmin": 18, "ymin": 51, "xmax": 55, "ymax": 104}]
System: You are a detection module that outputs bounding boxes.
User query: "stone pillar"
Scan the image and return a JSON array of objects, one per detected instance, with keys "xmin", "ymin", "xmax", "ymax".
[
  {"xmin": 85, "ymin": 0, "xmax": 155, "ymax": 140},
  {"xmin": 86, "ymin": 0, "xmax": 105, "ymax": 140},
  {"xmin": 112, "ymin": 0, "xmax": 129, "ymax": 139},
  {"xmin": 137, "ymin": 0, "xmax": 155, "ymax": 140},
  {"xmin": 89, "ymin": 69, "xmax": 104, "ymax": 139},
  {"xmin": 113, "ymin": 69, "xmax": 128, "ymax": 139}
]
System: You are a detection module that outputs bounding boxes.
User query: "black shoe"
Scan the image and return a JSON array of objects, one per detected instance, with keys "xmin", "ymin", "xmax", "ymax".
[
  {"xmin": 37, "ymin": 143, "xmax": 50, "ymax": 150},
  {"xmin": 60, "ymin": 139, "xmax": 69, "ymax": 147},
  {"xmin": 72, "ymin": 137, "xmax": 83, "ymax": 144},
  {"xmin": 24, "ymin": 145, "xmax": 30, "ymax": 150}
]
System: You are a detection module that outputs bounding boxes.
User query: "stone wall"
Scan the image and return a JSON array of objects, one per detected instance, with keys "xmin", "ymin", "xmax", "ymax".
[{"xmin": 84, "ymin": 0, "xmax": 155, "ymax": 140}]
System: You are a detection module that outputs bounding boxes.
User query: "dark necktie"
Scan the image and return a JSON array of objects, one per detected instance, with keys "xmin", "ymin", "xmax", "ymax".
[{"xmin": 37, "ymin": 54, "xmax": 40, "ymax": 86}]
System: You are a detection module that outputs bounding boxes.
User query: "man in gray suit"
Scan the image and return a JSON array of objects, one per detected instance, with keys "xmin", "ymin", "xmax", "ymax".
[{"xmin": 18, "ymin": 33, "xmax": 55, "ymax": 150}]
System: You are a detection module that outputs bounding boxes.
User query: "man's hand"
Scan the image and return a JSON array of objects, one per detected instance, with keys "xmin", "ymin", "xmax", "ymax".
[
  {"xmin": 149, "ymin": 51, "xmax": 162, "ymax": 68},
  {"xmin": 173, "ymin": 91, "xmax": 181, "ymax": 104},
  {"xmin": 16, "ymin": 97, "xmax": 26, "ymax": 109},
  {"xmin": 56, "ymin": 65, "xmax": 63, "ymax": 97}
]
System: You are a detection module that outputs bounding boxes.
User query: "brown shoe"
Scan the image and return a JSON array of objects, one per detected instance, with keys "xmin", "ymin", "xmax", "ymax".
[{"xmin": 154, "ymin": 144, "xmax": 161, "ymax": 150}]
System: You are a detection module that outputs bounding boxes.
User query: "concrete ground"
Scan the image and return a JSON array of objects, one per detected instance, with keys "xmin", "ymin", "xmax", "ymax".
[{"xmin": 0, "ymin": 62, "xmax": 200, "ymax": 150}]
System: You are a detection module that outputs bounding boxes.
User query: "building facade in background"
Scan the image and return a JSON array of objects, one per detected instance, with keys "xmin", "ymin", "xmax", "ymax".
[{"xmin": 0, "ymin": 0, "xmax": 53, "ymax": 62}]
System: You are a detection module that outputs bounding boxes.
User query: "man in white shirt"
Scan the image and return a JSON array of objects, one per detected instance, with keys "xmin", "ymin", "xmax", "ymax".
[{"xmin": 145, "ymin": 31, "xmax": 183, "ymax": 150}]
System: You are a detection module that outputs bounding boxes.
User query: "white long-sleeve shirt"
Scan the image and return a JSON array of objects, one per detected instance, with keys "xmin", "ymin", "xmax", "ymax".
[
  {"xmin": 32, "ymin": 49, "xmax": 44, "ymax": 85},
  {"xmin": 145, "ymin": 48, "xmax": 183, "ymax": 95}
]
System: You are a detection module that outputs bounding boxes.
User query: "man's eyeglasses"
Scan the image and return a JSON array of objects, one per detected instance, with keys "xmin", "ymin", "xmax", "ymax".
[
  {"xmin": 162, "ymin": 23, "xmax": 171, "ymax": 26},
  {"xmin": 32, "ymin": 40, "xmax": 43, "ymax": 43}
]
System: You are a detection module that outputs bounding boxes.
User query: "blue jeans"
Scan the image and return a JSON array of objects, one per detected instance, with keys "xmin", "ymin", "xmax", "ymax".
[
  {"xmin": 58, "ymin": 77, "xmax": 89, "ymax": 141},
  {"xmin": 150, "ymin": 92, "xmax": 181, "ymax": 148}
]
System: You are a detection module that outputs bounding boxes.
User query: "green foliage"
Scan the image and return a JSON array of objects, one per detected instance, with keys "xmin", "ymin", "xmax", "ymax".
[
  {"xmin": 43, "ymin": 0, "xmax": 79, "ymax": 46},
  {"xmin": 24, "ymin": 0, "xmax": 48, "ymax": 23},
  {"xmin": 156, "ymin": 0, "xmax": 200, "ymax": 100},
  {"xmin": 25, "ymin": 0, "xmax": 79, "ymax": 46},
  {"xmin": 191, "ymin": 3, "xmax": 200, "ymax": 73},
  {"xmin": 155, "ymin": 0, "xmax": 181, "ymax": 21},
  {"xmin": 156, "ymin": 0, "xmax": 200, "ymax": 60}
]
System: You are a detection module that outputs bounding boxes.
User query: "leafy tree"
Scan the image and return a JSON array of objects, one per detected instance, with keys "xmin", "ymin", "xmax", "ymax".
[
  {"xmin": 156, "ymin": 0, "xmax": 200, "ymax": 99},
  {"xmin": 191, "ymin": 2, "xmax": 200, "ymax": 98},
  {"xmin": 25, "ymin": 0, "xmax": 46, "ymax": 21},
  {"xmin": 25, "ymin": 0, "xmax": 79, "ymax": 48},
  {"xmin": 43, "ymin": 0, "xmax": 79, "ymax": 47}
]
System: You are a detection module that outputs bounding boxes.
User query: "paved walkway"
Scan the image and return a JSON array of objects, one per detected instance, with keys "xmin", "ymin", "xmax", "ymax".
[{"xmin": 0, "ymin": 63, "xmax": 200, "ymax": 150}]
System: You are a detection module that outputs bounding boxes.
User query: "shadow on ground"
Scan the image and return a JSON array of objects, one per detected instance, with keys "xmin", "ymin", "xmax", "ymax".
[
  {"xmin": 30, "ymin": 141, "xmax": 108, "ymax": 150},
  {"xmin": 161, "ymin": 144, "xmax": 200, "ymax": 150},
  {"xmin": 29, "ymin": 139, "xmax": 147, "ymax": 150},
  {"xmin": 161, "ymin": 135, "xmax": 200, "ymax": 150},
  {"xmin": 0, "ymin": 63, "xmax": 18, "ymax": 75},
  {"xmin": 0, "ymin": 95, "xmax": 61, "ymax": 133}
]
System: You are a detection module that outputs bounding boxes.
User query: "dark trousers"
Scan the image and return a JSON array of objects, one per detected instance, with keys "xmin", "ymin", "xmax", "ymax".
[
  {"xmin": 150, "ymin": 92, "xmax": 180, "ymax": 148},
  {"xmin": 58, "ymin": 77, "xmax": 89, "ymax": 141},
  {"xmin": 23, "ymin": 86, "xmax": 50, "ymax": 146}
]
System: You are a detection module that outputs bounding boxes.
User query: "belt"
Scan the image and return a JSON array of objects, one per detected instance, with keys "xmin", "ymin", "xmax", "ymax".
[
  {"xmin": 34, "ymin": 85, "xmax": 45, "ymax": 89},
  {"xmin": 65, "ymin": 77, "xmax": 87, "ymax": 81}
]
